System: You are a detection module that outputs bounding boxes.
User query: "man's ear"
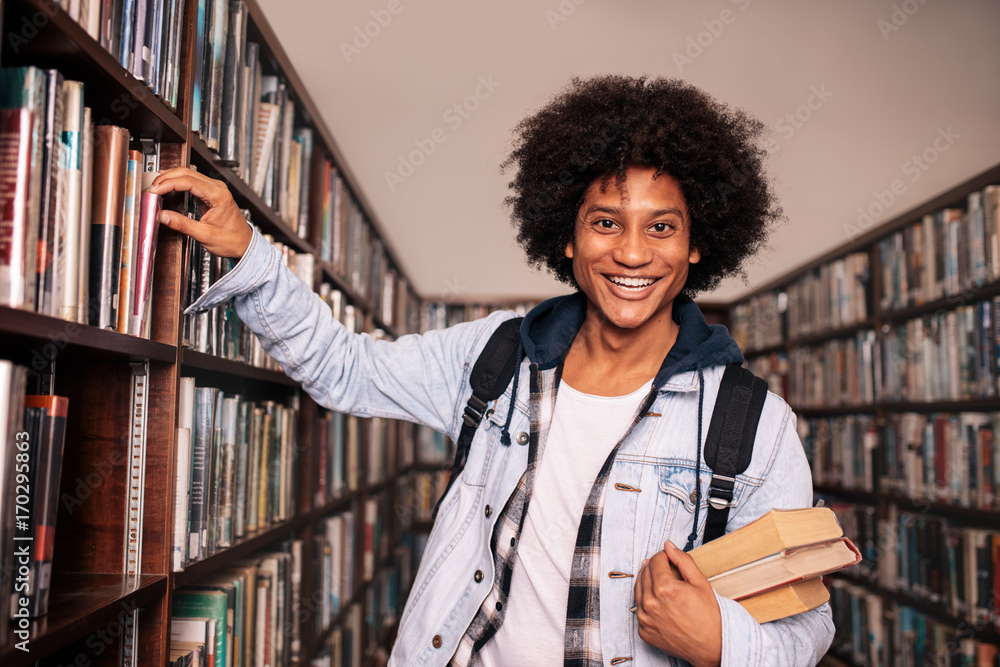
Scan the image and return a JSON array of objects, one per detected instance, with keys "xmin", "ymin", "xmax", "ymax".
[
  {"xmin": 565, "ymin": 240, "xmax": 574, "ymax": 259},
  {"xmin": 689, "ymin": 246, "xmax": 700, "ymax": 264}
]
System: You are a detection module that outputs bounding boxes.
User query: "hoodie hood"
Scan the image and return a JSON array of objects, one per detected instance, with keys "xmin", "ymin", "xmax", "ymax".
[{"xmin": 519, "ymin": 291, "xmax": 743, "ymax": 387}]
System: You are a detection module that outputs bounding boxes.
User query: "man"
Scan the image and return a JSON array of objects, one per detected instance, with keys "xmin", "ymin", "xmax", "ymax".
[{"xmin": 151, "ymin": 75, "xmax": 834, "ymax": 666}]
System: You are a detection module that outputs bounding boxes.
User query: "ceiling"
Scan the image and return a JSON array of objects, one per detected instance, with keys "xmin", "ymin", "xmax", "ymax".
[{"xmin": 254, "ymin": 0, "xmax": 1000, "ymax": 304}]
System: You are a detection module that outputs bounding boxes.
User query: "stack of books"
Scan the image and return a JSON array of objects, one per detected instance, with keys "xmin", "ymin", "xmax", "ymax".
[{"xmin": 688, "ymin": 507, "xmax": 861, "ymax": 623}]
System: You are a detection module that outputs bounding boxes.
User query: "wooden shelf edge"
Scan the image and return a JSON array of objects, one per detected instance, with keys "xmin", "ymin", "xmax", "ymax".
[
  {"xmin": 180, "ymin": 347, "xmax": 299, "ymax": 387},
  {"xmin": 813, "ymin": 485, "xmax": 1000, "ymax": 525},
  {"xmin": 0, "ymin": 573, "xmax": 167, "ymax": 667},
  {"xmin": 788, "ymin": 319, "xmax": 876, "ymax": 347},
  {"xmin": 831, "ymin": 572, "xmax": 1000, "ymax": 644},
  {"xmin": 0, "ymin": 306, "xmax": 177, "ymax": 362},
  {"xmin": 172, "ymin": 516, "xmax": 307, "ymax": 588},
  {"xmin": 794, "ymin": 397, "xmax": 1000, "ymax": 414}
]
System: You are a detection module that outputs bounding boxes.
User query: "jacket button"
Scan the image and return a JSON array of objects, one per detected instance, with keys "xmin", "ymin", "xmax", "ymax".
[
  {"xmin": 474, "ymin": 570, "xmax": 484, "ymax": 582},
  {"xmin": 516, "ymin": 431, "xmax": 529, "ymax": 445},
  {"xmin": 432, "ymin": 635, "xmax": 442, "ymax": 648},
  {"xmin": 485, "ymin": 505, "xmax": 492, "ymax": 518},
  {"xmin": 496, "ymin": 601, "xmax": 503, "ymax": 611},
  {"xmin": 689, "ymin": 490, "xmax": 698, "ymax": 504}
]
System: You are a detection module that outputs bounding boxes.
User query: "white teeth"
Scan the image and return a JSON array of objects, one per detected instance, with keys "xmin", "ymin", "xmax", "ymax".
[{"xmin": 608, "ymin": 276, "xmax": 655, "ymax": 288}]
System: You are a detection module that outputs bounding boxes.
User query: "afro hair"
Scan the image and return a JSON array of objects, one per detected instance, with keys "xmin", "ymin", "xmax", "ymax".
[{"xmin": 501, "ymin": 75, "xmax": 783, "ymax": 295}]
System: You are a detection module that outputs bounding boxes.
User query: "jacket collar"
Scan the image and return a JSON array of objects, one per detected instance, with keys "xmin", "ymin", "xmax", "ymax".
[{"xmin": 519, "ymin": 292, "xmax": 744, "ymax": 389}]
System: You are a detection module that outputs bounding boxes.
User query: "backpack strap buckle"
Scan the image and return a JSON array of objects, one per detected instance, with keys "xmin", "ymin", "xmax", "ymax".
[
  {"xmin": 463, "ymin": 395, "xmax": 488, "ymax": 428},
  {"xmin": 707, "ymin": 473, "xmax": 735, "ymax": 510}
]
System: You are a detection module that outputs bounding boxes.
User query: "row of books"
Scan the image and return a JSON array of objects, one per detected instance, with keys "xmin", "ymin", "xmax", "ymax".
[
  {"xmin": 189, "ymin": 0, "xmax": 422, "ymax": 338},
  {"xmin": 191, "ymin": 0, "xmax": 317, "ymax": 241},
  {"xmin": 363, "ymin": 564, "xmax": 401, "ymax": 664},
  {"xmin": 319, "ymin": 283, "xmax": 364, "ymax": 335},
  {"xmin": 879, "ymin": 186, "xmax": 1000, "ymax": 312},
  {"xmin": 788, "ymin": 330, "xmax": 877, "ymax": 408},
  {"xmin": 182, "ymin": 216, "xmax": 313, "ymax": 367},
  {"xmin": 880, "ymin": 412, "xmax": 998, "ymax": 509},
  {"xmin": 755, "ymin": 300, "xmax": 1000, "ymax": 409},
  {"xmin": 729, "ymin": 290, "xmax": 785, "ymax": 353},
  {"xmin": 878, "ymin": 299, "xmax": 999, "ymax": 403},
  {"xmin": 314, "ymin": 413, "xmax": 403, "ymax": 508},
  {"xmin": 828, "ymin": 579, "xmax": 1000, "ymax": 667},
  {"xmin": 173, "ymin": 378, "xmax": 299, "ymax": 571},
  {"xmin": 804, "ymin": 411, "xmax": 1000, "ymax": 512},
  {"xmin": 877, "ymin": 504, "xmax": 999, "ymax": 626},
  {"xmin": 0, "ymin": 67, "xmax": 164, "ymax": 337},
  {"xmin": 729, "ymin": 252, "xmax": 871, "ymax": 353},
  {"xmin": 70, "ymin": 0, "xmax": 184, "ymax": 108},
  {"xmin": 314, "ymin": 164, "xmax": 422, "ymax": 337},
  {"xmin": 171, "ymin": 544, "xmax": 303, "ymax": 666},
  {"xmin": 730, "ymin": 184, "xmax": 1000, "ymax": 351},
  {"xmin": 802, "ymin": 414, "xmax": 879, "ymax": 495},
  {"xmin": 315, "ymin": 511, "xmax": 356, "ymax": 632},
  {"xmin": 311, "ymin": 603, "xmax": 363, "ymax": 667},
  {"xmin": 785, "ymin": 251, "xmax": 871, "ymax": 341},
  {"xmin": 745, "ymin": 350, "xmax": 788, "ymax": 398},
  {"xmin": 0, "ymin": 361, "xmax": 70, "ymax": 638},
  {"xmin": 422, "ymin": 300, "xmax": 539, "ymax": 332}
]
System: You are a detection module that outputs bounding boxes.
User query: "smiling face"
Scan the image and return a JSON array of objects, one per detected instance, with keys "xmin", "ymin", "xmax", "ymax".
[{"xmin": 566, "ymin": 166, "xmax": 700, "ymax": 336}]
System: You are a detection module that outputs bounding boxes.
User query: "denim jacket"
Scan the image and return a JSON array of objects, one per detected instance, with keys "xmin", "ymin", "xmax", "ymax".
[{"xmin": 189, "ymin": 228, "xmax": 835, "ymax": 666}]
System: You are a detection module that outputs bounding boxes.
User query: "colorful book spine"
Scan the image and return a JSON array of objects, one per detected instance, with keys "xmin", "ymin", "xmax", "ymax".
[
  {"xmin": 87, "ymin": 124, "xmax": 129, "ymax": 329},
  {"xmin": 58, "ymin": 81, "xmax": 85, "ymax": 322},
  {"xmin": 127, "ymin": 171, "xmax": 162, "ymax": 337}
]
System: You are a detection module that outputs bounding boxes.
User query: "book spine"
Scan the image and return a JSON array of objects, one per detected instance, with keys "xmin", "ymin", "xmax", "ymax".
[
  {"xmin": 36, "ymin": 70, "xmax": 65, "ymax": 317},
  {"xmin": 188, "ymin": 386, "xmax": 215, "ymax": 562},
  {"xmin": 218, "ymin": 396, "xmax": 238, "ymax": 549},
  {"xmin": 87, "ymin": 125, "xmax": 129, "ymax": 329},
  {"xmin": 218, "ymin": 0, "xmax": 246, "ymax": 165},
  {"xmin": 76, "ymin": 107, "xmax": 93, "ymax": 323},
  {"xmin": 116, "ymin": 150, "xmax": 142, "ymax": 333},
  {"xmin": 130, "ymin": 0, "xmax": 148, "ymax": 81},
  {"xmin": 119, "ymin": 0, "xmax": 136, "ymax": 68},
  {"xmin": 58, "ymin": 81, "xmax": 84, "ymax": 322},
  {"xmin": 203, "ymin": 0, "xmax": 228, "ymax": 151},
  {"xmin": 127, "ymin": 172, "xmax": 162, "ymax": 336},
  {"xmin": 172, "ymin": 426, "xmax": 192, "ymax": 572},
  {"xmin": 21, "ymin": 395, "xmax": 68, "ymax": 617},
  {"xmin": 0, "ymin": 108, "xmax": 36, "ymax": 310},
  {"xmin": 234, "ymin": 399, "xmax": 250, "ymax": 539},
  {"xmin": 146, "ymin": 0, "xmax": 164, "ymax": 91},
  {"xmin": 191, "ymin": 0, "xmax": 207, "ymax": 133}
]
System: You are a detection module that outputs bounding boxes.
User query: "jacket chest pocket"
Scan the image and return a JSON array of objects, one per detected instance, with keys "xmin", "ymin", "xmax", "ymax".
[
  {"xmin": 651, "ymin": 463, "xmax": 751, "ymax": 552},
  {"xmin": 460, "ymin": 423, "xmax": 498, "ymax": 487}
]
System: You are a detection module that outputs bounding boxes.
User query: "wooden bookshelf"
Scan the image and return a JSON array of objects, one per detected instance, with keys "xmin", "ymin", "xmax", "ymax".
[
  {"xmin": 732, "ymin": 162, "xmax": 1000, "ymax": 663},
  {"xmin": 0, "ymin": 0, "xmax": 422, "ymax": 663}
]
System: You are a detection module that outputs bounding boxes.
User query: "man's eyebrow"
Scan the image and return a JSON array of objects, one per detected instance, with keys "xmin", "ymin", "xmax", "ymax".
[{"xmin": 581, "ymin": 205, "xmax": 686, "ymax": 221}]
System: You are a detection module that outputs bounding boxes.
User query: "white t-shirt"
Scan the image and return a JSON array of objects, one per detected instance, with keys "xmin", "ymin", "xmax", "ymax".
[{"xmin": 476, "ymin": 381, "xmax": 649, "ymax": 666}]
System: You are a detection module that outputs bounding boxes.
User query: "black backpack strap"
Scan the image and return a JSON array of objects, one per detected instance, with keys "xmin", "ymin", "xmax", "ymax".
[
  {"xmin": 701, "ymin": 362, "xmax": 768, "ymax": 543},
  {"xmin": 431, "ymin": 317, "xmax": 523, "ymax": 520}
]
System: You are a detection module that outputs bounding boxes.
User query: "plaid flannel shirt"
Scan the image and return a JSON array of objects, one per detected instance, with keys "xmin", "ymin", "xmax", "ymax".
[{"xmin": 449, "ymin": 363, "xmax": 658, "ymax": 666}]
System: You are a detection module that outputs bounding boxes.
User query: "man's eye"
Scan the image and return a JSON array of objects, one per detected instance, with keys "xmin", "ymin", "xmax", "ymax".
[
  {"xmin": 597, "ymin": 219, "xmax": 615, "ymax": 229},
  {"xmin": 651, "ymin": 223, "xmax": 672, "ymax": 233}
]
